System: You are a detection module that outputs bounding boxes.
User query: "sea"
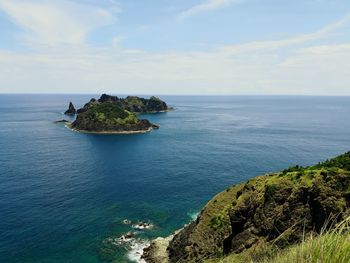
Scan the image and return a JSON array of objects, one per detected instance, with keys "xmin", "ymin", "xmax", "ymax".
[{"xmin": 0, "ymin": 95, "xmax": 350, "ymax": 263}]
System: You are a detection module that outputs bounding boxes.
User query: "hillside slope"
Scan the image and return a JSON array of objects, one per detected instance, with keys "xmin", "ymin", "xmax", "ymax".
[{"xmin": 147, "ymin": 152, "xmax": 350, "ymax": 262}]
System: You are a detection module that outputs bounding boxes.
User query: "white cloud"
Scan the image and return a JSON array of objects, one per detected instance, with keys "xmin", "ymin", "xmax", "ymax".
[
  {"xmin": 178, "ymin": 0, "xmax": 241, "ymax": 21},
  {"xmin": 220, "ymin": 14, "xmax": 350, "ymax": 54},
  {"xmin": 0, "ymin": 0, "xmax": 119, "ymax": 46},
  {"xmin": 112, "ymin": 35, "xmax": 124, "ymax": 48},
  {"xmin": 0, "ymin": 7, "xmax": 349, "ymax": 95}
]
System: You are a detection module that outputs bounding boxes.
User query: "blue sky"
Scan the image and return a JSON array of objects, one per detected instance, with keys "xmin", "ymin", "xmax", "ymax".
[{"xmin": 0, "ymin": 0, "xmax": 349, "ymax": 95}]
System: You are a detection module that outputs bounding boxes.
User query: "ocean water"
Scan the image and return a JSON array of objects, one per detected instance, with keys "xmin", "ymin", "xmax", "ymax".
[{"xmin": 0, "ymin": 95, "xmax": 350, "ymax": 263}]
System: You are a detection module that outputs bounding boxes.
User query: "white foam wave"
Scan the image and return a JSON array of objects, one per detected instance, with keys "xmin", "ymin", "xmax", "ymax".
[
  {"xmin": 127, "ymin": 239, "xmax": 150, "ymax": 263},
  {"xmin": 187, "ymin": 211, "xmax": 199, "ymax": 221}
]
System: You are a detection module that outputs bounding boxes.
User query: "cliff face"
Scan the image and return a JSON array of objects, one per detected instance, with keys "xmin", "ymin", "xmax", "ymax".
[
  {"xmin": 167, "ymin": 184, "xmax": 244, "ymax": 263},
  {"xmin": 166, "ymin": 152, "xmax": 350, "ymax": 263}
]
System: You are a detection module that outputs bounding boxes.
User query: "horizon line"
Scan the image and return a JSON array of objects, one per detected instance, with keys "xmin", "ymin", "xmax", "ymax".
[{"xmin": 0, "ymin": 92, "xmax": 349, "ymax": 97}]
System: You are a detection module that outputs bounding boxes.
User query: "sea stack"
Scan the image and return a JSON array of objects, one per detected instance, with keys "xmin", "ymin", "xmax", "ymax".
[{"xmin": 64, "ymin": 102, "xmax": 76, "ymax": 115}]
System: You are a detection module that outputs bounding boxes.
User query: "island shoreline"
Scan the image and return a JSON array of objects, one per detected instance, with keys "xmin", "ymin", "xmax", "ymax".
[
  {"xmin": 66, "ymin": 123, "xmax": 156, "ymax": 135},
  {"xmin": 142, "ymin": 228, "xmax": 185, "ymax": 263}
]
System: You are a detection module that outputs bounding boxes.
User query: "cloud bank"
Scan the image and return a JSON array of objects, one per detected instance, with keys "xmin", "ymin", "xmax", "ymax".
[
  {"xmin": 0, "ymin": 1, "xmax": 349, "ymax": 95},
  {"xmin": 0, "ymin": 0, "xmax": 119, "ymax": 46}
]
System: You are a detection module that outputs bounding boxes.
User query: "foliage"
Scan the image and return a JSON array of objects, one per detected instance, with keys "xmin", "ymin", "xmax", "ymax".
[
  {"xmin": 264, "ymin": 183, "xmax": 279, "ymax": 200},
  {"xmin": 282, "ymin": 165, "xmax": 305, "ymax": 174},
  {"xmin": 86, "ymin": 103, "xmax": 130, "ymax": 120},
  {"xmin": 313, "ymin": 151, "xmax": 350, "ymax": 171},
  {"xmin": 281, "ymin": 152, "xmax": 350, "ymax": 175},
  {"xmin": 83, "ymin": 103, "xmax": 139, "ymax": 126},
  {"xmin": 210, "ymin": 215, "xmax": 225, "ymax": 230}
]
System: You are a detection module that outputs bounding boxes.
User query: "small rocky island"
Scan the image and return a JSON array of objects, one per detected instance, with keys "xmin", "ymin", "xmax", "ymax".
[
  {"xmin": 61, "ymin": 94, "xmax": 169, "ymax": 134},
  {"xmin": 64, "ymin": 102, "xmax": 76, "ymax": 115}
]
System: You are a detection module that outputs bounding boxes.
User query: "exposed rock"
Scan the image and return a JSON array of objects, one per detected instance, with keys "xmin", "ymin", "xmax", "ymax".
[
  {"xmin": 146, "ymin": 96, "xmax": 168, "ymax": 112},
  {"xmin": 98, "ymin": 94, "xmax": 120, "ymax": 103},
  {"xmin": 143, "ymin": 236, "xmax": 173, "ymax": 263},
  {"xmin": 54, "ymin": 119, "xmax": 70, "ymax": 124},
  {"xmin": 76, "ymin": 98, "xmax": 98, "ymax": 114},
  {"xmin": 122, "ymin": 96, "xmax": 169, "ymax": 113},
  {"xmin": 64, "ymin": 102, "xmax": 76, "ymax": 115},
  {"xmin": 167, "ymin": 185, "xmax": 242, "ymax": 263},
  {"xmin": 164, "ymin": 152, "xmax": 350, "ymax": 263}
]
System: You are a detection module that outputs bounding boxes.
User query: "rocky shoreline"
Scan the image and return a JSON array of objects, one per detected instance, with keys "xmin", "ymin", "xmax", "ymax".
[
  {"xmin": 66, "ymin": 123, "xmax": 159, "ymax": 135},
  {"xmin": 142, "ymin": 236, "xmax": 172, "ymax": 263},
  {"xmin": 142, "ymin": 228, "xmax": 184, "ymax": 263}
]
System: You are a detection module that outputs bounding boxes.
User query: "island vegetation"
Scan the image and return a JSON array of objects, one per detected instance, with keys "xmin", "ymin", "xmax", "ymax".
[
  {"xmin": 143, "ymin": 152, "xmax": 350, "ymax": 263},
  {"xmin": 71, "ymin": 102, "xmax": 159, "ymax": 133},
  {"xmin": 61, "ymin": 94, "xmax": 169, "ymax": 134}
]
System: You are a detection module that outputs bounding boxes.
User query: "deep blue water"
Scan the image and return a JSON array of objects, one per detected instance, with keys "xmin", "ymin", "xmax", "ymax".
[{"xmin": 1, "ymin": 95, "xmax": 350, "ymax": 262}]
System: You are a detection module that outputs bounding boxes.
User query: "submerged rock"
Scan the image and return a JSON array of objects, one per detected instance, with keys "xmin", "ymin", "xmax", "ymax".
[
  {"xmin": 123, "ymin": 219, "xmax": 132, "ymax": 225},
  {"xmin": 117, "ymin": 232, "xmax": 136, "ymax": 244},
  {"xmin": 64, "ymin": 102, "xmax": 76, "ymax": 115},
  {"xmin": 132, "ymin": 222, "xmax": 154, "ymax": 230}
]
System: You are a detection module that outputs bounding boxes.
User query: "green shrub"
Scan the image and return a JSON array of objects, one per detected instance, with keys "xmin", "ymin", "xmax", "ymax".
[{"xmin": 210, "ymin": 215, "xmax": 225, "ymax": 230}]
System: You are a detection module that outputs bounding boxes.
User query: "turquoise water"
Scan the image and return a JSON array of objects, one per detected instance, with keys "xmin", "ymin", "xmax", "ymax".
[{"xmin": 1, "ymin": 95, "xmax": 350, "ymax": 262}]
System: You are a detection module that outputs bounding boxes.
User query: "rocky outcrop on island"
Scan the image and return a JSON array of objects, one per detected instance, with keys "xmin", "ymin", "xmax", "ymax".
[
  {"xmin": 77, "ymin": 94, "xmax": 169, "ymax": 114},
  {"xmin": 64, "ymin": 102, "xmax": 76, "ymax": 115},
  {"xmin": 76, "ymin": 98, "xmax": 99, "ymax": 114},
  {"xmin": 144, "ymin": 152, "xmax": 350, "ymax": 263}
]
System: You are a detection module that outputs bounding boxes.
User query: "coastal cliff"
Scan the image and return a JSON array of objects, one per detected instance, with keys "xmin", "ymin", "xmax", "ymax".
[{"xmin": 143, "ymin": 152, "xmax": 350, "ymax": 262}]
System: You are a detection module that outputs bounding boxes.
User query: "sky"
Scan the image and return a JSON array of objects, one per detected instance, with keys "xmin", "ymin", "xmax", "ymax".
[{"xmin": 0, "ymin": 0, "xmax": 350, "ymax": 95}]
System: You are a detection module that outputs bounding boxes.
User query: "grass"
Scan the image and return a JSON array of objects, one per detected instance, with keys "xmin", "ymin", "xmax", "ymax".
[
  {"xmin": 268, "ymin": 217, "xmax": 350, "ymax": 263},
  {"xmin": 206, "ymin": 216, "xmax": 350, "ymax": 263}
]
